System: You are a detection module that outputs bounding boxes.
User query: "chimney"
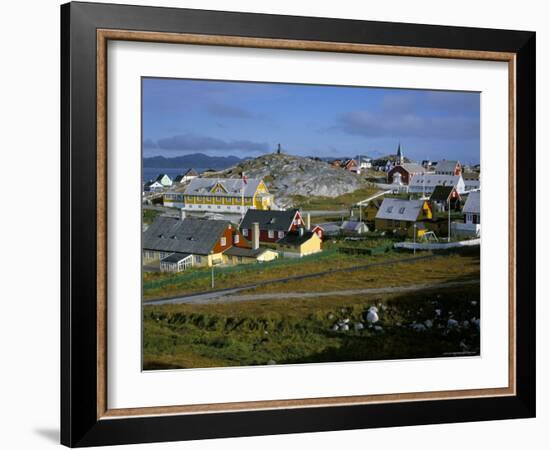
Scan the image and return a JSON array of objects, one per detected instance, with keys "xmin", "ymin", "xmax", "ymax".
[
  {"xmin": 252, "ymin": 222, "xmax": 260, "ymax": 250},
  {"xmin": 306, "ymin": 213, "xmax": 311, "ymax": 230},
  {"xmin": 180, "ymin": 209, "xmax": 186, "ymax": 221}
]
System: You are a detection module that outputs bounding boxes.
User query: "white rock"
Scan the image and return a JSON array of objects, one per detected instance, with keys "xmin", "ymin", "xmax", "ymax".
[
  {"xmin": 341, "ymin": 324, "xmax": 349, "ymax": 331},
  {"xmin": 463, "ymin": 320, "xmax": 470, "ymax": 328},
  {"xmin": 332, "ymin": 324, "xmax": 339, "ymax": 331},
  {"xmin": 447, "ymin": 319, "xmax": 459, "ymax": 328},
  {"xmin": 471, "ymin": 300, "xmax": 478, "ymax": 305},
  {"xmin": 354, "ymin": 322, "xmax": 364, "ymax": 331},
  {"xmin": 374, "ymin": 325, "xmax": 383, "ymax": 332},
  {"xmin": 424, "ymin": 320, "xmax": 433, "ymax": 329},
  {"xmin": 412, "ymin": 323, "xmax": 427, "ymax": 332},
  {"xmin": 435, "ymin": 309, "xmax": 442, "ymax": 316},
  {"xmin": 366, "ymin": 310, "xmax": 379, "ymax": 324},
  {"xmin": 368, "ymin": 306, "xmax": 379, "ymax": 313}
]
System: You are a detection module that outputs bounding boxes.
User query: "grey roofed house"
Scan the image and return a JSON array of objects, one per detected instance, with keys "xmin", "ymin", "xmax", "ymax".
[
  {"xmin": 462, "ymin": 191, "xmax": 480, "ymax": 214},
  {"xmin": 435, "ymin": 160, "xmax": 460, "ymax": 174},
  {"xmin": 408, "ymin": 174, "xmax": 465, "ymax": 192},
  {"xmin": 143, "ymin": 216, "xmax": 230, "ymax": 255},
  {"xmin": 240, "ymin": 209, "xmax": 299, "ymax": 231},
  {"xmin": 341, "ymin": 220, "xmax": 369, "ymax": 233},
  {"xmin": 399, "ymin": 163, "xmax": 426, "ymax": 173},
  {"xmin": 184, "ymin": 177, "xmax": 264, "ymax": 197},
  {"xmin": 375, "ymin": 198, "xmax": 427, "ymax": 222}
]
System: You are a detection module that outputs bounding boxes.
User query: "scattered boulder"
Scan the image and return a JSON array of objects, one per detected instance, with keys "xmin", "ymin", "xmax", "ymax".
[
  {"xmin": 412, "ymin": 323, "xmax": 427, "ymax": 332},
  {"xmin": 447, "ymin": 319, "xmax": 459, "ymax": 328},
  {"xmin": 374, "ymin": 325, "xmax": 383, "ymax": 332},
  {"xmin": 435, "ymin": 309, "xmax": 442, "ymax": 317},
  {"xmin": 424, "ymin": 320, "xmax": 433, "ymax": 329},
  {"xmin": 366, "ymin": 309, "xmax": 379, "ymax": 324},
  {"xmin": 354, "ymin": 322, "xmax": 364, "ymax": 331}
]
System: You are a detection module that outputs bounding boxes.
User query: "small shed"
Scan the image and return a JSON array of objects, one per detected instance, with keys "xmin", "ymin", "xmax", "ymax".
[
  {"xmin": 340, "ymin": 220, "xmax": 369, "ymax": 235},
  {"xmin": 160, "ymin": 252, "xmax": 193, "ymax": 273}
]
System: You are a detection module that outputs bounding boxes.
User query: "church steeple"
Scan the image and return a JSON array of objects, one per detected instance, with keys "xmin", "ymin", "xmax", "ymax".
[{"xmin": 396, "ymin": 142, "xmax": 404, "ymax": 165}]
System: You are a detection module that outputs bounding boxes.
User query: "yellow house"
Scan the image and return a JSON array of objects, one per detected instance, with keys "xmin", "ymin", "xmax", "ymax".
[
  {"xmin": 374, "ymin": 198, "xmax": 433, "ymax": 237},
  {"xmin": 223, "ymin": 247, "xmax": 279, "ymax": 265},
  {"xmin": 183, "ymin": 178, "xmax": 273, "ymax": 213},
  {"xmin": 275, "ymin": 229, "xmax": 323, "ymax": 258}
]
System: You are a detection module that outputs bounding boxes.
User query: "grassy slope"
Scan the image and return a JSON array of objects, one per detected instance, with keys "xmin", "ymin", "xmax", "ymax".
[
  {"xmin": 291, "ymin": 186, "xmax": 380, "ymax": 211},
  {"xmin": 143, "ymin": 283, "xmax": 480, "ymax": 370}
]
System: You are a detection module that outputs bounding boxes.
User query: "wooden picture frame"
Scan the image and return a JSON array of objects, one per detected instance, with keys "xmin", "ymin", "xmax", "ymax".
[{"xmin": 61, "ymin": 1, "xmax": 536, "ymax": 447}]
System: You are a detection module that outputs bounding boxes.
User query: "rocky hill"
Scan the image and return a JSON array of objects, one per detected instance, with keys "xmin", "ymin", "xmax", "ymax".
[{"xmin": 206, "ymin": 152, "xmax": 365, "ymax": 208}]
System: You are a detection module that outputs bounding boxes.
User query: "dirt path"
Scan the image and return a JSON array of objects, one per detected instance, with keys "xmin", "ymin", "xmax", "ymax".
[{"xmin": 145, "ymin": 280, "xmax": 479, "ymax": 306}]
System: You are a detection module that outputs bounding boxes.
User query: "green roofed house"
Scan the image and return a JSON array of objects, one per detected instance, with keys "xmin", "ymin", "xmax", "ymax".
[
  {"xmin": 429, "ymin": 185, "xmax": 462, "ymax": 212},
  {"xmin": 155, "ymin": 173, "xmax": 173, "ymax": 187}
]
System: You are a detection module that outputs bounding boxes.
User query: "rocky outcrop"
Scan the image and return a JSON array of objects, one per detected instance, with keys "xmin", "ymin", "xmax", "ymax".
[{"xmin": 205, "ymin": 153, "xmax": 365, "ymax": 207}]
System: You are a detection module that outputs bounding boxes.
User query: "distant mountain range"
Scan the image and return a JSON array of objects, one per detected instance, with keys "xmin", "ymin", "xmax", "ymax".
[{"xmin": 143, "ymin": 153, "xmax": 245, "ymax": 169}]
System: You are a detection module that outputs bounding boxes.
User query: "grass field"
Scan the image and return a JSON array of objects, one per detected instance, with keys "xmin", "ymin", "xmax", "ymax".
[
  {"xmin": 143, "ymin": 283, "xmax": 480, "ymax": 370},
  {"xmin": 291, "ymin": 186, "xmax": 380, "ymax": 211},
  {"xmin": 239, "ymin": 249, "xmax": 479, "ymax": 295},
  {"xmin": 143, "ymin": 249, "xmax": 413, "ymax": 300}
]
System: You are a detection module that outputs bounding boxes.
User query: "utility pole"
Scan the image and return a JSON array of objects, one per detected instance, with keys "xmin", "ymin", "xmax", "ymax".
[
  {"xmin": 413, "ymin": 223, "xmax": 417, "ymax": 256},
  {"xmin": 447, "ymin": 198, "xmax": 451, "ymax": 243},
  {"xmin": 211, "ymin": 264, "xmax": 215, "ymax": 289}
]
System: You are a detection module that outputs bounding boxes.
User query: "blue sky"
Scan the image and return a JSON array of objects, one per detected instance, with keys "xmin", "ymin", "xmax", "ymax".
[{"xmin": 142, "ymin": 78, "xmax": 480, "ymax": 164}]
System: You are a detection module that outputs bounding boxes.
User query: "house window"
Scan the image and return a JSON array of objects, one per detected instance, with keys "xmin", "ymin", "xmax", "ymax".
[
  {"xmin": 278, "ymin": 231, "xmax": 284, "ymax": 239},
  {"xmin": 386, "ymin": 206, "xmax": 393, "ymax": 213},
  {"xmin": 243, "ymin": 229, "xmax": 248, "ymax": 237},
  {"xmin": 398, "ymin": 207, "xmax": 405, "ymax": 214},
  {"xmin": 195, "ymin": 255, "xmax": 202, "ymax": 264},
  {"xmin": 234, "ymin": 235, "xmax": 240, "ymax": 244},
  {"xmin": 221, "ymin": 237, "xmax": 226, "ymax": 246},
  {"xmin": 268, "ymin": 230, "xmax": 274, "ymax": 239}
]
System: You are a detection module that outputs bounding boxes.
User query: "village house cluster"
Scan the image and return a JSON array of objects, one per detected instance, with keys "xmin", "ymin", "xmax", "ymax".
[{"xmin": 142, "ymin": 145, "xmax": 480, "ymax": 273}]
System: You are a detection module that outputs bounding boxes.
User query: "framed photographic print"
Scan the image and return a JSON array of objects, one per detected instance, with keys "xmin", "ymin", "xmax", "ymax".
[{"xmin": 61, "ymin": 1, "xmax": 536, "ymax": 447}]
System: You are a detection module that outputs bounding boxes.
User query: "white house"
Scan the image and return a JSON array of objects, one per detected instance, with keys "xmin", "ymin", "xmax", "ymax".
[
  {"xmin": 452, "ymin": 191, "xmax": 481, "ymax": 237},
  {"xmin": 174, "ymin": 169, "xmax": 199, "ymax": 184},
  {"xmin": 408, "ymin": 174, "xmax": 465, "ymax": 194},
  {"xmin": 143, "ymin": 180, "xmax": 164, "ymax": 193}
]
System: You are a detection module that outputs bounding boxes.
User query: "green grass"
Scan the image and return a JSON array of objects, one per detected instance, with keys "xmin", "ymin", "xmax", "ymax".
[
  {"xmin": 239, "ymin": 250, "xmax": 479, "ymax": 295},
  {"xmin": 291, "ymin": 186, "xmax": 380, "ymax": 211},
  {"xmin": 143, "ymin": 284, "xmax": 480, "ymax": 370},
  {"xmin": 143, "ymin": 208, "xmax": 162, "ymax": 225},
  {"xmin": 143, "ymin": 249, "xmax": 410, "ymax": 300}
]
